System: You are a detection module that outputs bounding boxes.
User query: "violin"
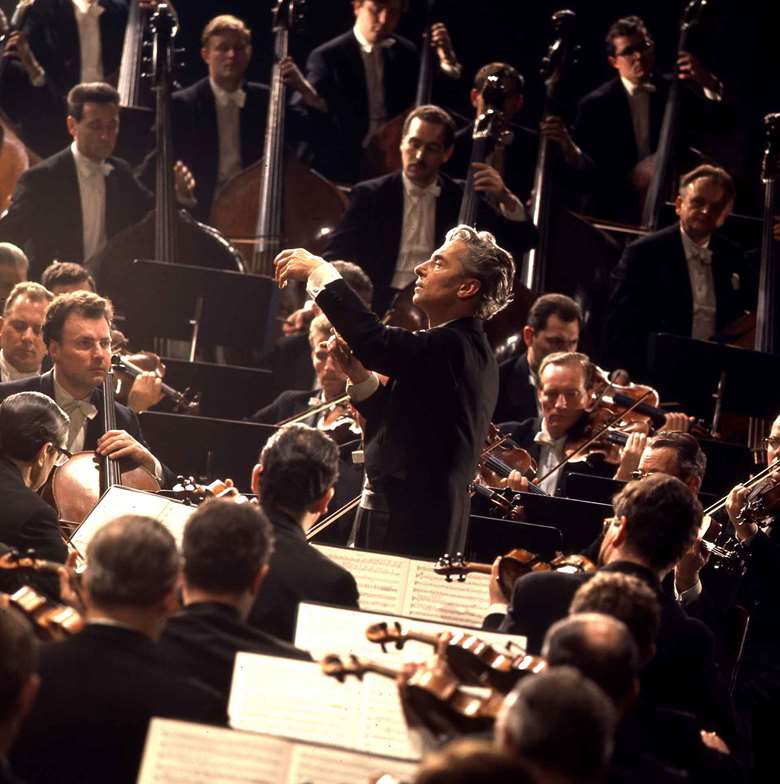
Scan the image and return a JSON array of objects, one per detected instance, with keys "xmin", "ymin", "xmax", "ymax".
[
  {"xmin": 1, "ymin": 586, "xmax": 84, "ymax": 641},
  {"xmin": 113, "ymin": 353, "xmax": 200, "ymax": 414},
  {"xmin": 171, "ymin": 475, "xmax": 246, "ymax": 506},
  {"xmin": 736, "ymin": 469, "xmax": 780, "ymax": 525},
  {"xmin": 435, "ymin": 549, "xmax": 596, "ymax": 601},
  {"xmin": 321, "ymin": 652, "xmax": 504, "ymax": 737},
  {"xmin": 364, "ymin": 620, "xmax": 545, "ymax": 694}
]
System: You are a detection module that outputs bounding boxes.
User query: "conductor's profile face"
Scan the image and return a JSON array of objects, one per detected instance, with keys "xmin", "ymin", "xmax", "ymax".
[
  {"xmin": 412, "ymin": 240, "xmax": 473, "ymax": 311},
  {"xmin": 49, "ymin": 314, "xmax": 112, "ymax": 395}
]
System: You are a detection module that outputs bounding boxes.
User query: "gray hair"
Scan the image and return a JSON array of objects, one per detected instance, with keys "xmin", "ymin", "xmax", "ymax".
[
  {"xmin": 3, "ymin": 281, "xmax": 53, "ymax": 316},
  {"xmin": 445, "ymin": 225, "xmax": 515, "ymax": 319}
]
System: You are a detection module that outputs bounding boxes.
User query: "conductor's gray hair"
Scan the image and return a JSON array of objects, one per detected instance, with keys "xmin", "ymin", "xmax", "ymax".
[{"xmin": 445, "ymin": 225, "xmax": 515, "ymax": 319}]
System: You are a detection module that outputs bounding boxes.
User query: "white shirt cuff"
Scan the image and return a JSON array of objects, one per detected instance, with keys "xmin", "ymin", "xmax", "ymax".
[
  {"xmin": 152, "ymin": 457, "xmax": 163, "ymax": 483},
  {"xmin": 703, "ymin": 84, "xmax": 722, "ymax": 102},
  {"xmin": 499, "ymin": 194, "xmax": 528, "ymax": 223},
  {"xmin": 346, "ymin": 372, "xmax": 380, "ymax": 403},
  {"xmin": 674, "ymin": 576, "xmax": 702, "ymax": 605},
  {"xmin": 487, "ymin": 602, "xmax": 509, "ymax": 617},
  {"xmin": 306, "ymin": 262, "xmax": 342, "ymax": 299}
]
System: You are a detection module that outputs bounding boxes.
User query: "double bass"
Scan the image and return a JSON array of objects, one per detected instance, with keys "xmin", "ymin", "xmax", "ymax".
[
  {"xmin": 210, "ymin": 0, "xmax": 347, "ymax": 279},
  {"xmin": 88, "ymin": 3, "xmax": 243, "ymax": 313}
]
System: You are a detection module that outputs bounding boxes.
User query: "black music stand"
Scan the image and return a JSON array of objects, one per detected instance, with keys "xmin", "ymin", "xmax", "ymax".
[
  {"xmin": 159, "ymin": 358, "xmax": 275, "ymax": 419},
  {"xmin": 139, "ymin": 412, "xmax": 277, "ymax": 492},
  {"xmin": 466, "ymin": 515, "xmax": 563, "ymax": 563},
  {"xmin": 119, "ymin": 260, "xmax": 279, "ymax": 357},
  {"xmin": 648, "ymin": 333, "xmax": 780, "ymax": 427}
]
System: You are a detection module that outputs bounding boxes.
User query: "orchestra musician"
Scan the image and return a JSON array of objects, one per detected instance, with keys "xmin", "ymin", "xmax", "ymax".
[
  {"xmin": 274, "ymin": 224, "xmax": 515, "ymax": 558},
  {"xmin": 0, "ymin": 82, "xmax": 193, "ymax": 280},
  {"xmin": 0, "ymin": 290, "xmax": 172, "ymax": 487},
  {"xmin": 0, "ymin": 391, "xmax": 69, "ymax": 600},
  {"xmin": 40, "ymin": 261, "xmax": 95, "ymax": 295},
  {"xmin": 493, "ymin": 293, "xmax": 582, "ymax": 423},
  {"xmin": 542, "ymin": 14, "xmax": 725, "ymax": 224},
  {"xmin": 323, "ymin": 104, "xmax": 534, "ymax": 316},
  {"xmin": 8, "ymin": 515, "xmax": 225, "ymax": 784},
  {"xmin": 247, "ymin": 423, "xmax": 359, "ymax": 642},
  {"xmin": 0, "ymin": 283, "xmax": 51, "ymax": 383},
  {"xmin": 285, "ymin": 0, "xmax": 461, "ymax": 184},
  {"xmin": 605, "ymin": 164, "xmax": 750, "ymax": 380}
]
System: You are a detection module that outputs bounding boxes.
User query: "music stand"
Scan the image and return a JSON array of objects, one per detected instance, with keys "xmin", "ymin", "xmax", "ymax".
[
  {"xmin": 649, "ymin": 333, "xmax": 780, "ymax": 428},
  {"xmin": 159, "ymin": 358, "xmax": 275, "ymax": 419},
  {"xmin": 466, "ymin": 514, "xmax": 563, "ymax": 563},
  {"xmin": 119, "ymin": 260, "xmax": 279, "ymax": 357},
  {"xmin": 139, "ymin": 412, "xmax": 277, "ymax": 492}
]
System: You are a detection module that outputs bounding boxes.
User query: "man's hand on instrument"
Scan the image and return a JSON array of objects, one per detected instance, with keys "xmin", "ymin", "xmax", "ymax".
[
  {"xmin": 505, "ymin": 470, "xmax": 529, "ymax": 493},
  {"xmin": 539, "ymin": 116, "xmax": 581, "ymax": 164},
  {"xmin": 173, "ymin": 160, "xmax": 196, "ymax": 203},
  {"xmin": 677, "ymin": 51, "xmax": 719, "ymax": 93},
  {"xmin": 773, "ymin": 216, "xmax": 780, "ymax": 241},
  {"xmin": 657, "ymin": 412, "xmax": 690, "ymax": 433},
  {"xmin": 430, "ymin": 23, "xmax": 458, "ymax": 68},
  {"xmin": 127, "ymin": 371, "xmax": 164, "ymax": 414},
  {"xmin": 274, "ymin": 247, "xmax": 327, "ymax": 288},
  {"xmin": 470, "ymin": 163, "xmax": 518, "ymax": 210},
  {"xmin": 613, "ymin": 432, "xmax": 647, "ymax": 481},
  {"xmin": 488, "ymin": 556, "xmax": 507, "ymax": 605},
  {"xmin": 96, "ymin": 429, "xmax": 157, "ymax": 474},
  {"xmin": 674, "ymin": 538, "xmax": 708, "ymax": 595},
  {"xmin": 325, "ymin": 333, "xmax": 370, "ymax": 385},
  {"xmin": 278, "ymin": 56, "xmax": 326, "ymax": 110},
  {"xmin": 3, "ymin": 31, "xmax": 44, "ymax": 82},
  {"xmin": 725, "ymin": 483, "xmax": 758, "ymax": 541}
]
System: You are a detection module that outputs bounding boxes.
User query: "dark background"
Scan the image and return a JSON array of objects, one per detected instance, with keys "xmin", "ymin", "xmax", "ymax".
[{"xmin": 1, "ymin": 0, "xmax": 777, "ymax": 214}]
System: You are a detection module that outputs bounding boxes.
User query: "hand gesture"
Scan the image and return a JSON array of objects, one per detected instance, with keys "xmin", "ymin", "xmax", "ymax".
[
  {"xmin": 325, "ymin": 332, "xmax": 370, "ymax": 385},
  {"xmin": 274, "ymin": 247, "xmax": 327, "ymax": 288}
]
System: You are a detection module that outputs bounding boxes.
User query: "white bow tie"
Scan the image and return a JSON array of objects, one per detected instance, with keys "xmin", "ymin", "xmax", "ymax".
[
  {"xmin": 534, "ymin": 430, "xmax": 557, "ymax": 447},
  {"xmin": 631, "ymin": 81, "xmax": 657, "ymax": 95},
  {"xmin": 359, "ymin": 38, "xmax": 395, "ymax": 55},
  {"xmin": 690, "ymin": 246, "xmax": 713, "ymax": 265},
  {"xmin": 408, "ymin": 184, "xmax": 441, "ymax": 200},
  {"xmin": 218, "ymin": 88, "xmax": 246, "ymax": 109},
  {"xmin": 62, "ymin": 398, "xmax": 98, "ymax": 420},
  {"xmin": 80, "ymin": 159, "xmax": 113, "ymax": 178}
]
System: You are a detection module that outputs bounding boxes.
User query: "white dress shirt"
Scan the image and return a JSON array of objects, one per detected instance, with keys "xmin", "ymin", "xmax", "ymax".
[
  {"xmin": 390, "ymin": 173, "xmax": 440, "ymax": 290},
  {"xmin": 210, "ymin": 79, "xmax": 246, "ymax": 186},
  {"xmin": 0, "ymin": 350, "xmax": 40, "ymax": 383},
  {"xmin": 680, "ymin": 226, "xmax": 717, "ymax": 340},
  {"xmin": 535, "ymin": 424, "xmax": 567, "ymax": 496},
  {"xmin": 353, "ymin": 25, "xmax": 395, "ymax": 144},
  {"xmin": 71, "ymin": 141, "xmax": 112, "ymax": 261},
  {"xmin": 53, "ymin": 369, "xmax": 98, "ymax": 453},
  {"xmin": 72, "ymin": 0, "xmax": 104, "ymax": 83}
]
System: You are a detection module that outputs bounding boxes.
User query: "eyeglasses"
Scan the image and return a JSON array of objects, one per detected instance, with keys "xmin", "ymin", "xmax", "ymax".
[
  {"xmin": 615, "ymin": 41, "xmax": 653, "ymax": 58},
  {"xmin": 631, "ymin": 470, "xmax": 650, "ymax": 480},
  {"xmin": 53, "ymin": 444, "xmax": 73, "ymax": 467},
  {"xmin": 762, "ymin": 437, "xmax": 780, "ymax": 450}
]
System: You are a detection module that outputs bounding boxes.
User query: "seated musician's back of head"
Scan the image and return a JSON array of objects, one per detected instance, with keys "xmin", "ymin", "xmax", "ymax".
[
  {"xmin": 412, "ymin": 738, "xmax": 534, "ymax": 784},
  {"xmin": 40, "ymin": 262, "xmax": 96, "ymax": 296}
]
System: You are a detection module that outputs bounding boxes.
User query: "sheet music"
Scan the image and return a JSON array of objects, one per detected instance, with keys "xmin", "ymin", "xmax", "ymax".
[
  {"xmin": 314, "ymin": 545, "xmax": 491, "ymax": 627},
  {"xmin": 315, "ymin": 545, "xmax": 410, "ymax": 614},
  {"xmin": 228, "ymin": 653, "xmax": 418, "ymax": 761},
  {"xmin": 136, "ymin": 718, "xmax": 417, "ymax": 784},
  {"xmin": 71, "ymin": 486, "xmax": 195, "ymax": 555}
]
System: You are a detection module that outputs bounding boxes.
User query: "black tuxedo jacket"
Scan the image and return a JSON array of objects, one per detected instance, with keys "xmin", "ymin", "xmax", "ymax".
[
  {"xmin": 300, "ymin": 30, "xmax": 419, "ymax": 182},
  {"xmin": 495, "ymin": 560, "xmax": 736, "ymax": 744},
  {"xmin": 0, "ymin": 457, "xmax": 67, "ymax": 599},
  {"xmin": 158, "ymin": 602, "xmax": 310, "ymax": 704},
  {"xmin": 0, "ymin": 147, "xmax": 152, "ymax": 280},
  {"xmin": 0, "ymin": 370, "xmax": 175, "ymax": 487},
  {"xmin": 25, "ymin": 0, "xmax": 128, "ymax": 98},
  {"xmin": 493, "ymin": 352, "xmax": 539, "ymax": 424},
  {"xmin": 316, "ymin": 278, "xmax": 497, "ymax": 557},
  {"xmin": 248, "ymin": 507, "xmax": 359, "ymax": 643},
  {"xmin": 10, "ymin": 624, "xmax": 224, "ymax": 784},
  {"xmin": 250, "ymin": 389, "xmax": 313, "ymax": 425},
  {"xmin": 170, "ymin": 78, "xmax": 270, "ymax": 221},
  {"xmin": 605, "ymin": 222, "xmax": 748, "ymax": 380}
]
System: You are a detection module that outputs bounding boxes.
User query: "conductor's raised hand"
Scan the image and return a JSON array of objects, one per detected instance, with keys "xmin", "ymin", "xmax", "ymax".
[
  {"xmin": 274, "ymin": 248, "xmax": 327, "ymax": 288},
  {"xmin": 325, "ymin": 332, "xmax": 370, "ymax": 384}
]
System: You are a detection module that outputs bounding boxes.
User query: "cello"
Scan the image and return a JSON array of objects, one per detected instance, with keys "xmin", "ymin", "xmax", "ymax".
[
  {"xmin": 209, "ymin": 0, "xmax": 347, "ymax": 278},
  {"xmin": 640, "ymin": 0, "xmax": 709, "ymax": 231},
  {"xmin": 88, "ymin": 3, "xmax": 243, "ymax": 313}
]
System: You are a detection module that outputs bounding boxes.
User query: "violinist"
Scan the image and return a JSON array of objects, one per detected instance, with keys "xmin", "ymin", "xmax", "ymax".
[
  {"xmin": 0, "ymin": 291, "xmax": 172, "ymax": 486},
  {"xmin": 0, "ymin": 391, "xmax": 69, "ymax": 600},
  {"xmin": 275, "ymin": 224, "xmax": 515, "ymax": 558},
  {"xmin": 324, "ymin": 104, "xmax": 533, "ymax": 316},
  {"xmin": 0, "ymin": 82, "xmax": 193, "ymax": 280},
  {"xmin": 0, "ymin": 604, "xmax": 40, "ymax": 784},
  {"xmin": 542, "ymin": 14, "xmax": 725, "ymax": 224},
  {"xmin": 605, "ymin": 164, "xmax": 750, "ymax": 380},
  {"xmin": 0, "ymin": 283, "xmax": 51, "ymax": 383},
  {"xmin": 493, "ymin": 293, "xmax": 582, "ymax": 423},
  {"xmin": 247, "ymin": 424, "xmax": 359, "ymax": 643},
  {"xmin": 9, "ymin": 515, "xmax": 225, "ymax": 784},
  {"xmin": 287, "ymin": 0, "xmax": 461, "ymax": 184}
]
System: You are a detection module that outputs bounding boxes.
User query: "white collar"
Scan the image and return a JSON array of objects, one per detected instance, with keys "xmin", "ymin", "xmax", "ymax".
[
  {"xmin": 72, "ymin": 0, "xmax": 103, "ymax": 16},
  {"xmin": 536, "ymin": 420, "xmax": 567, "ymax": 447},
  {"xmin": 0, "ymin": 350, "xmax": 40, "ymax": 382},
  {"xmin": 353, "ymin": 24, "xmax": 395, "ymax": 53},
  {"xmin": 52, "ymin": 367, "xmax": 98, "ymax": 415},
  {"xmin": 209, "ymin": 78, "xmax": 246, "ymax": 108},
  {"xmin": 70, "ymin": 141, "xmax": 113, "ymax": 177},
  {"xmin": 620, "ymin": 75, "xmax": 656, "ymax": 97},
  {"xmin": 401, "ymin": 172, "xmax": 441, "ymax": 198}
]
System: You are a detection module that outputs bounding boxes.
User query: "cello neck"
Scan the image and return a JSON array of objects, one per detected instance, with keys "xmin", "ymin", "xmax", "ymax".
[{"xmin": 101, "ymin": 363, "xmax": 121, "ymax": 492}]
